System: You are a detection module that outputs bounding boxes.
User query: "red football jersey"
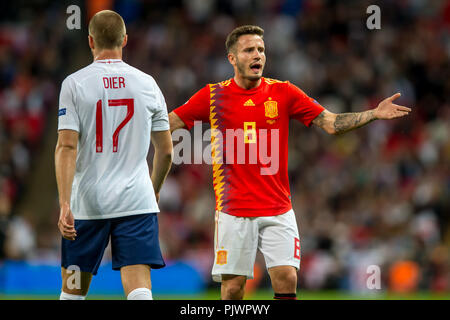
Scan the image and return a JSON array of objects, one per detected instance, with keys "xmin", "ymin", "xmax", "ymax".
[{"xmin": 174, "ymin": 77, "xmax": 325, "ymax": 217}]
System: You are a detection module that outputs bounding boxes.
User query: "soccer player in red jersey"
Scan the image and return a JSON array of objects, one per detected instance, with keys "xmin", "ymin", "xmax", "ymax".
[{"xmin": 169, "ymin": 25, "xmax": 411, "ymax": 300}]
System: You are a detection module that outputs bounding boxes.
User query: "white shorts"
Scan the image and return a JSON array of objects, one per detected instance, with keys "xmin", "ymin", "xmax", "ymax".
[{"xmin": 212, "ymin": 209, "xmax": 301, "ymax": 282}]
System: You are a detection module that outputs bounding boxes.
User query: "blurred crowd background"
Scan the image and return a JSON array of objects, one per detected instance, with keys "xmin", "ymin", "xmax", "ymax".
[{"xmin": 0, "ymin": 0, "xmax": 449, "ymax": 295}]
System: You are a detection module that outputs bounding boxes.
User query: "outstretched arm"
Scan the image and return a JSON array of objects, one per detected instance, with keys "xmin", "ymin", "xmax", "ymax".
[{"xmin": 312, "ymin": 93, "xmax": 411, "ymax": 135}]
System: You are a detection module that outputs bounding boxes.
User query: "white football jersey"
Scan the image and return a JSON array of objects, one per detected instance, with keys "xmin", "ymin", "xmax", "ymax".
[{"xmin": 58, "ymin": 59, "xmax": 169, "ymax": 219}]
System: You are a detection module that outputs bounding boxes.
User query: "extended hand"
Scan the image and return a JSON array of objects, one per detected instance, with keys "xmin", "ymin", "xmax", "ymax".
[
  {"xmin": 58, "ymin": 203, "xmax": 77, "ymax": 241},
  {"xmin": 374, "ymin": 93, "xmax": 411, "ymax": 120}
]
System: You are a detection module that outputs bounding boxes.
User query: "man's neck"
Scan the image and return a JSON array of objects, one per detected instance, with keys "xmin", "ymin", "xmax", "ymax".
[
  {"xmin": 93, "ymin": 49, "xmax": 122, "ymax": 61},
  {"xmin": 233, "ymin": 75, "xmax": 262, "ymax": 90}
]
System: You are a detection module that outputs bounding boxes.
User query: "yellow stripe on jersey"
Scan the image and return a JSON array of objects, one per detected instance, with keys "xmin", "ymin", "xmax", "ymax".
[
  {"xmin": 218, "ymin": 79, "xmax": 232, "ymax": 87},
  {"xmin": 209, "ymin": 84, "xmax": 225, "ymax": 211},
  {"xmin": 264, "ymin": 78, "xmax": 287, "ymax": 85}
]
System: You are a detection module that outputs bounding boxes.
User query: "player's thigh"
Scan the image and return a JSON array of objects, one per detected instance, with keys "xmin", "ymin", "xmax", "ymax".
[
  {"xmin": 212, "ymin": 211, "xmax": 259, "ymax": 282},
  {"xmin": 110, "ymin": 213, "xmax": 165, "ymax": 273},
  {"xmin": 61, "ymin": 218, "xmax": 111, "ymax": 292},
  {"xmin": 258, "ymin": 210, "xmax": 301, "ymax": 270}
]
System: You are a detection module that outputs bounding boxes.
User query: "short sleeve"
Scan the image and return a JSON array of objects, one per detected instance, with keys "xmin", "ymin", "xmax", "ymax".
[
  {"xmin": 173, "ymin": 85, "xmax": 210, "ymax": 130},
  {"xmin": 287, "ymin": 82, "xmax": 325, "ymax": 127},
  {"xmin": 151, "ymin": 81, "xmax": 170, "ymax": 132},
  {"xmin": 57, "ymin": 77, "xmax": 80, "ymax": 132}
]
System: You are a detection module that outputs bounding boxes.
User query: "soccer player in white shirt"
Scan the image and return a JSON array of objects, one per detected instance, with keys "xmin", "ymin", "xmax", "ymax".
[{"xmin": 55, "ymin": 10, "xmax": 173, "ymax": 300}]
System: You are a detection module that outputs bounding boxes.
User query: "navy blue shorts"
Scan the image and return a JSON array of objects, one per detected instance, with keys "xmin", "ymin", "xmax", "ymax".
[{"xmin": 61, "ymin": 213, "xmax": 165, "ymax": 275}]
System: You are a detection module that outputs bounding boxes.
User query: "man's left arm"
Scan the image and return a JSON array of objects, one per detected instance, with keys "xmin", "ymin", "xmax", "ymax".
[
  {"xmin": 150, "ymin": 130, "xmax": 173, "ymax": 203},
  {"xmin": 312, "ymin": 93, "xmax": 411, "ymax": 135}
]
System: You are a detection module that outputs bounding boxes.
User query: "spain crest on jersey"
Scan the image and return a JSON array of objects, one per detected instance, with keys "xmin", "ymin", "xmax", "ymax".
[
  {"xmin": 216, "ymin": 249, "xmax": 227, "ymax": 265},
  {"xmin": 264, "ymin": 98, "xmax": 278, "ymax": 118}
]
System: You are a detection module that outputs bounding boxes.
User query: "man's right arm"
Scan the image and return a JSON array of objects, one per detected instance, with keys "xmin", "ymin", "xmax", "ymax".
[
  {"xmin": 169, "ymin": 111, "xmax": 186, "ymax": 133},
  {"xmin": 168, "ymin": 85, "xmax": 211, "ymax": 133},
  {"xmin": 55, "ymin": 77, "xmax": 79, "ymax": 241},
  {"xmin": 55, "ymin": 129, "xmax": 78, "ymax": 240}
]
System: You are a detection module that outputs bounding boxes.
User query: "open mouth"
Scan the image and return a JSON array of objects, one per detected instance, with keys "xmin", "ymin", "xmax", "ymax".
[{"xmin": 250, "ymin": 63, "xmax": 262, "ymax": 72}]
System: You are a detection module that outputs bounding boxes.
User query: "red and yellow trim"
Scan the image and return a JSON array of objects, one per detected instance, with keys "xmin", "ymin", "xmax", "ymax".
[
  {"xmin": 210, "ymin": 84, "xmax": 225, "ymax": 211},
  {"xmin": 264, "ymin": 78, "xmax": 287, "ymax": 85}
]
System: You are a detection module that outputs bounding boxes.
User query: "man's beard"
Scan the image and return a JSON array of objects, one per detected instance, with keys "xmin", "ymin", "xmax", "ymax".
[{"xmin": 236, "ymin": 58, "xmax": 262, "ymax": 81}]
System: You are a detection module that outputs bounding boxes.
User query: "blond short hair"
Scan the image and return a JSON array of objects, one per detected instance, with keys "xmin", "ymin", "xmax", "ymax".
[{"xmin": 88, "ymin": 10, "xmax": 126, "ymax": 50}]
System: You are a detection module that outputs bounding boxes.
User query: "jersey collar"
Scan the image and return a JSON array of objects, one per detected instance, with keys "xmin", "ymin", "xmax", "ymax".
[
  {"xmin": 94, "ymin": 59, "xmax": 123, "ymax": 64},
  {"xmin": 230, "ymin": 77, "xmax": 265, "ymax": 94}
]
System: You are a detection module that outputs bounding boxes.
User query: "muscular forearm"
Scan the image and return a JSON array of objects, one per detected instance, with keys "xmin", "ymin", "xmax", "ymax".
[
  {"xmin": 333, "ymin": 109, "xmax": 377, "ymax": 135},
  {"xmin": 55, "ymin": 145, "xmax": 77, "ymax": 206},
  {"xmin": 313, "ymin": 93, "xmax": 410, "ymax": 135},
  {"xmin": 151, "ymin": 151, "xmax": 172, "ymax": 194}
]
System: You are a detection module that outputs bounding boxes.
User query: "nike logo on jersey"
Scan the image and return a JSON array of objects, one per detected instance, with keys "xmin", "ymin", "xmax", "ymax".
[{"xmin": 244, "ymin": 99, "xmax": 255, "ymax": 106}]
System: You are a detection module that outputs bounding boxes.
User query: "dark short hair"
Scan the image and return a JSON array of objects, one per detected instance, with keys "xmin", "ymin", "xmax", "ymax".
[
  {"xmin": 225, "ymin": 25, "xmax": 264, "ymax": 53},
  {"xmin": 88, "ymin": 10, "xmax": 126, "ymax": 50}
]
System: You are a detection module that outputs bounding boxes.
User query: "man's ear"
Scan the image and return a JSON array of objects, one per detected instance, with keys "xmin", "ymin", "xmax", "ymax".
[
  {"xmin": 122, "ymin": 34, "xmax": 128, "ymax": 48},
  {"xmin": 228, "ymin": 51, "xmax": 235, "ymax": 67},
  {"xmin": 88, "ymin": 35, "xmax": 95, "ymax": 50}
]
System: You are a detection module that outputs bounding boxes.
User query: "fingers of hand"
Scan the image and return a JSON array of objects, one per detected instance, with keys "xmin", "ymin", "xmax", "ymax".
[
  {"xmin": 393, "ymin": 104, "xmax": 411, "ymax": 112},
  {"xmin": 61, "ymin": 224, "xmax": 76, "ymax": 233},
  {"xmin": 60, "ymin": 228, "xmax": 77, "ymax": 238},
  {"xmin": 58, "ymin": 220, "xmax": 77, "ymax": 239},
  {"xmin": 391, "ymin": 111, "xmax": 410, "ymax": 118},
  {"xmin": 59, "ymin": 218, "xmax": 74, "ymax": 229},
  {"xmin": 61, "ymin": 230, "xmax": 77, "ymax": 241},
  {"xmin": 59, "ymin": 205, "xmax": 76, "ymax": 240},
  {"xmin": 388, "ymin": 92, "xmax": 401, "ymax": 101},
  {"xmin": 60, "ymin": 229, "xmax": 77, "ymax": 241},
  {"xmin": 63, "ymin": 234, "xmax": 76, "ymax": 241}
]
